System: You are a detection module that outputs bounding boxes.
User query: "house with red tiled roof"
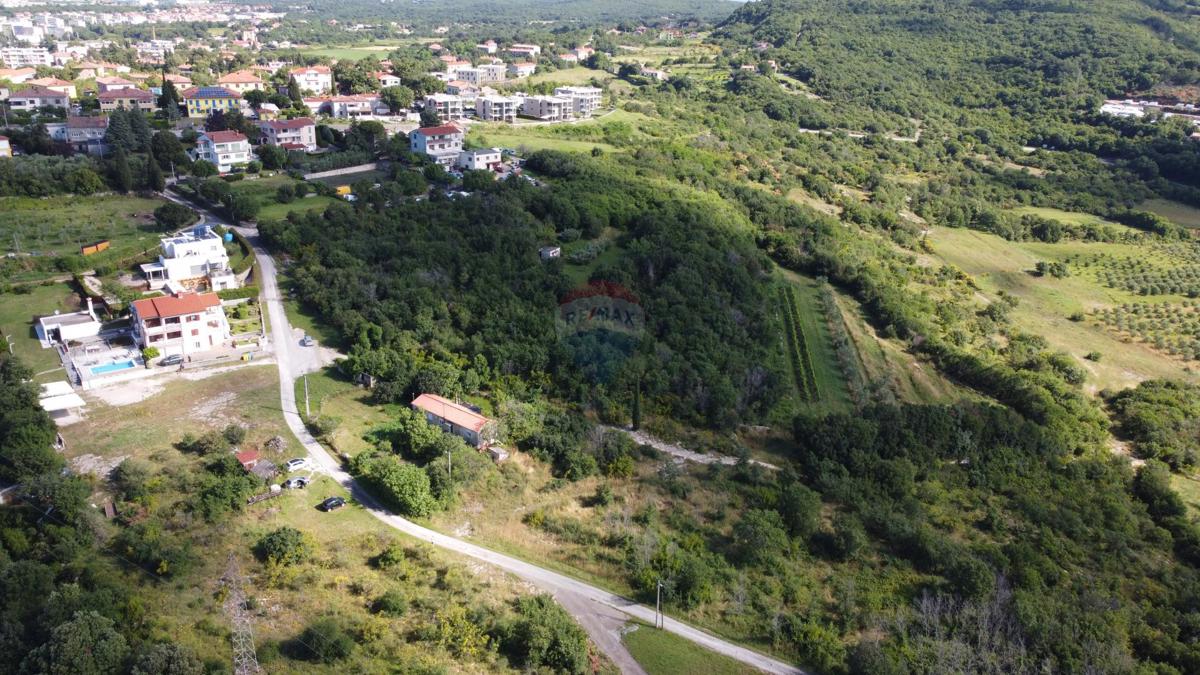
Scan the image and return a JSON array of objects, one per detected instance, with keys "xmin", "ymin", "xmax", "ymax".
[
  {"xmin": 258, "ymin": 117, "xmax": 316, "ymax": 151},
  {"xmin": 95, "ymin": 76, "xmax": 137, "ymax": 93},
  {"xmin": 8, "ymin": 85, "xmax": 69, "ymax": 111},
  {"xmin": 289, "ymin": 65, "xmax": 332, "ymax": 95},
  {"xmin": 28, "ymin": 77, "xmax": 75, "ymax": 99},
  {"xmin": 411, "ymin": 393, "xmax": 495, "ymax": 448},
  {"xmin": 193, "ymin": 130, "xmax": 250, "ymax": 173},
  {"xmin": 217, "ymin": 69, "xmax": 264, "ymax": 93},
  {"xmin": 409, "ymin": 124, "xmax": 463, "ymax": 166},
  {"xmin": 130, "ymin": 292, "xmax": 230, "ymax": 356},
  {"xmin": 162, "ymin": 73, "xmax": 192, "ymax": 88},
  {"xmin": 98, "ymin": 87, "xmax": 156, "ymax": 112}
]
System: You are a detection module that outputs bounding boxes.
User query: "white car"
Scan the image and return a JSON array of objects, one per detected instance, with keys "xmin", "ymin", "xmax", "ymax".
[{"xmin": 283, "ymin": 458, "xmax": 311, "ymax": 472}]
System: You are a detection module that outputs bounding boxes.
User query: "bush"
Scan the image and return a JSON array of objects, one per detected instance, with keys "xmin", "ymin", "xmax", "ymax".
[
  {"xmin": 256, "ymin": 526, "xmax": 314, "ymax": 566},
  {"xmin": 502, "ymin": 595, "xmax": 589, "ymax": 674},
  {"xmin": 141, "ymin": 346, "xmax": 160, "ymax": 361},
  {"xmin": 298, "ymin": 617, "xmax": 354, "ymax": 663},
  {"xmin": 223, "ymin": 424, "xmax": 247, "ymax": 446},
  {"xmin": 373, "ymin": 589, "xmax": 408, "ymax": 616}
]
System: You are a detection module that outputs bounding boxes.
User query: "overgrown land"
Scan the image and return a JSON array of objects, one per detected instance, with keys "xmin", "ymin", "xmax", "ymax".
[{"xmin": 3, "ymin": 0, "xmax": 1200, "ymax": 673}]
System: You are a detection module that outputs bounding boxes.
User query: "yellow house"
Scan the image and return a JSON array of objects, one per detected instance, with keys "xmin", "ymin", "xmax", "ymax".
[{"xmin": 181, "ymin": 86, "xmax": 241, "ymax": 118}]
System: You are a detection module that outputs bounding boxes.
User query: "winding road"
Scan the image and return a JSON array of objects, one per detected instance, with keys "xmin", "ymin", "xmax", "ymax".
[{"xmin": 227, "ymin": 218, "xmax": 804, "ymax": 674}]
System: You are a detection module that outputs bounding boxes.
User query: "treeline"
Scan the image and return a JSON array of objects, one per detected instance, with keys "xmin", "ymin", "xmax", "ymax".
[
  {"xmin": 260, "ymin": 150, "xmax": 787, "ymax": 431},
  {"xmin": 0, "ymin": 355, "xmax": 210, "ymax": 673}
]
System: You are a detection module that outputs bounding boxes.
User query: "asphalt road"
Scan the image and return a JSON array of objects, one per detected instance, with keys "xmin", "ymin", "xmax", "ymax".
[{"xmin": 236, "ymin": 223, "xmax": 805, "ymax": 675}]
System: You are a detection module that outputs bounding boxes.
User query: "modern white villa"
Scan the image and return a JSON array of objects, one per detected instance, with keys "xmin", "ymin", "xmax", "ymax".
[{"xmin": 139, "ymin": 225, "xmax": 239, "ymax": 292}]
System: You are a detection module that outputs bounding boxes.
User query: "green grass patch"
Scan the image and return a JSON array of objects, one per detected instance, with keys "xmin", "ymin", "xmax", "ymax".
[
  {"xmin": 0, "ymin": 194, "xmax": 168, "ymax": 282},
  {"xmin": 521, "ymin": 66, "xmax": 613, "ymax": 86},
  {"xmin": 783, "ymin": 273, "xmax": 852, "ymax": 411},
  {"xmin": 1009, "ymin": 206, "xmax": 1129, "ymax": 229},
  {"xmin": 1172, "ymin": 472, "xmax": 1200, "ymax": 517},
  {"xmin": 0, "ymin": 282, "xmax": 80, "ymax": 374},
  {"xmin": 622, "ymin": 623, "xmax": 759, "ymax": 675},
  {"xmin": 1141, "ymin": 198, "xmax": 1200, "ymax": 229},
  {"xmin": 258, "ymin": 195, "xmax": 341, "ymax": 222},
  {"xmin": 472, "ymin": 131, "xmax": 619, "ymax": 155}
]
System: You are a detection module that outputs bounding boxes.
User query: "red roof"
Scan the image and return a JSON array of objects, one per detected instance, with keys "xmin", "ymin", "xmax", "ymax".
[
  {"xmin": 11, "ymin": 85, "xmax": 66, "ymax": 99},
  {"xmin": 260, "ymin": 117, "xmax": 314, "ymax": 130},
  {"xmin": 412, "ymin": 394, "xmax": 491, "ymax": 433},
  {"xmin": 235, "ymin": 449, "xmax": 260, "ymax": 467},
  {"xmin": 67, "ymin": 115, "xmax": 108, "ymax": 129},
  {"xmin": 218, "ymin": 70, "xmax": 262, "ymax": 83},
  {"xmin": 413, "ymin": 125, "xmax": 462, "ymax": 137},
  {"xmin": 291, "ymin": 65, "xmax": 331, "ymax": 74},
  {"xmin": 204, "ymin": 130, "xmax": 247, "ymax": 144},
  {"xmin": 131, "ymin": 292, "xmax": 220, "ymax": 320}
]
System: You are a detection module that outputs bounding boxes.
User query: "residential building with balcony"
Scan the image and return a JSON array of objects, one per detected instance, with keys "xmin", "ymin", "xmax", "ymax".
[
  {"xmin": 520, "ymin": 95, "xmax": 571, "ymax": 121},
  {"xmin": 139, "ymin": 225, "xmax": 237, "ymax": 292},
  {"xmin": 98, "ymin": 88, "xmax": 156, "ymax": 112},
  {"xmin": 258, "ymin": 117, "xmax": 317, "ymax": 151},
  {"xmin": 476, "ymin": 95, "xmax": 519, "ymax": 122},
  {"xmin": 424, "ymin": 93, "xmax": 465, "ymax": 120},
  {"xmin": 289, "ymin": 65, "xmax": 332, "ymax": 95},
  {"xmin": 182, "ymin": 86, "xmax": 241, "ymax": 118},
  {"xmin": 409, "ymin": 124, "xmax": 463, "ymax": 166},
  {"xmin": 554, "ymin": 86, "xmax": 602, "ymax": 117},
  {"xmin": 193, "ymin": 130, "xmax": 251, "ymax": 173},
  {"xmin": 131, "ymin": 292, "xmax": 231, "ymax": 356}
]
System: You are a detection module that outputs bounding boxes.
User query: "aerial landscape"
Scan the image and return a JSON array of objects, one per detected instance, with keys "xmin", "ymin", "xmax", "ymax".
[{"xmin": 2, "ymin": 0, "xmax": 1200, "ymax": 673}]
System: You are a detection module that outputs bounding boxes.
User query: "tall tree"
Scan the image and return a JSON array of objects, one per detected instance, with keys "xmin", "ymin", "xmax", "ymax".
[
  {"xmin": 103, "ymin": 109, "xmax": 135, "ymax": 153},
  {"xmin": 128, "ymin": 107, "xmax": 152, "ymax": 152},
  {"xmin": 158, "ymin": 80, "xmax": 181, "ymax": 120},
  {"xmin": 112, "ymin": 147, "xmax": 133, "ymax": 193},
  {"xmin": 146, "ymin": 155, "xmax": 164, "ymax": 191}
]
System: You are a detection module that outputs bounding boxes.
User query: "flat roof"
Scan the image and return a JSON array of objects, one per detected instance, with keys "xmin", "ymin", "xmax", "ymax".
[
  {"xmin": 40, "ymin": 392, "xmax": 85, "ymax": 412},
  {"xmin": 38, "ymin": 311, "xmax": 97, "ymax": 327},
  {"xmin": 40, "ymin": 381, "xmax": 74, "ymax": 397}
]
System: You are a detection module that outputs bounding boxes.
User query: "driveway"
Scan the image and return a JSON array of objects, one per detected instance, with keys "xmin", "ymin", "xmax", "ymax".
[{"xmin": 238, "ymin": 226, "xmax": 804, "ymax": 674}]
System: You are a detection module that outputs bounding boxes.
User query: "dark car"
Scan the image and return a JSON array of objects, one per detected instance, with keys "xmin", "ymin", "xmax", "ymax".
[{"xmin": 319, "ymin": 496, "xmax": 346, "ymax": 511}]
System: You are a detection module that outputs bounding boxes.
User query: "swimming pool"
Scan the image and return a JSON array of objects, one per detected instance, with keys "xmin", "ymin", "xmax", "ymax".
[{"xmin": 90, "ymin": 360, "xmax": 137, "ymax": 376}]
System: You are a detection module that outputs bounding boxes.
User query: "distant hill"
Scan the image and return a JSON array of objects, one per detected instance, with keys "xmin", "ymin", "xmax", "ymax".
[{"xmin": 715, "ymin": 0, "xmax": 1200, "ymax": 125}]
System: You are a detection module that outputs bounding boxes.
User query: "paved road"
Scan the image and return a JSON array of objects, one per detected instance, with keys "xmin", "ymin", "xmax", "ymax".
[{"xmin": 238, "ymin": 225, "xmax": 804, "ymax": 675}]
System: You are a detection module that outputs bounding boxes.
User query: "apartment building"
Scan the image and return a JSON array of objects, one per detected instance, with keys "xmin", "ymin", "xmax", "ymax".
[
  {"xmin": 193, "ymin": 130, "xmax": 251, "ymax": 173},
  {"xmin": 8, "ymin": 85, "xmax": 69, "ymax": 111},
  {"xmin": 289, "ymin": 65, "xmax": 332, "ymax": 95},
  {"xmin": 258, "ymin": 117, "xmax": 317, "ymax": 151},
  {"xmin": 1, "ymin": 47, "xmax": 52, "ymax": 68},
  {"xmin": 424, "ymin": 93, "xmax": 466, "ymax": 120},
  {"xmin": 554, "ymin": 86, "xmax": 602, "ymax": 117},
  {"xmin": 182, "ymin": 86, "xmax": 241, "ymax": 118},
  {"xmin": 131, "ymin": 292, "xmax": 231, "ymax": 356},
  {"xmin": 216, "ymin": 69, "xmax": 264, "ymax": 93},
  {"xmin": 409, "ymin": 125, "xmax": 464, "ymax": 166},
  {"xmin": 98, "ymin": 88, "xmax": 156, "ymax": 112},
  {"xmin": 476, "ymin": 95, "xmax": 519, "ymax": 123},
  {"xmin": 520, "ymin": 95, "xmax": 571, "ymax": 121}
]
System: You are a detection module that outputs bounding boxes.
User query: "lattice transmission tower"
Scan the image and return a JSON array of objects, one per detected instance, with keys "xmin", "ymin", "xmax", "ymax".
[{"xmin": 219, "ymin": 554, "xmax": 261, "ymax": 675}]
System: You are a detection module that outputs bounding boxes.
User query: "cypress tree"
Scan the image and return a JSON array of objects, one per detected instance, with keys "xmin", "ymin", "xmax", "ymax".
[
  {"xmin": 104, "ymin": 109, "xmax": 135, "ymax": 153},
  {"xmin": 112, "ymin": 147, "xmax": 132, "ymax": 194},
  {"xmin": 631, "ymin": 377, "xmax": 642, "ymax": 431},
  {"xmin": 158, "ymin": 80, "xmax": 181, "ymax": 120},
  {"xmin": 128, "ymin": 108, "xmax": 152, "ymax": 152},
  {"xmin": 146, "ymin": 156, "xmax": 164, "ymax": 191}
]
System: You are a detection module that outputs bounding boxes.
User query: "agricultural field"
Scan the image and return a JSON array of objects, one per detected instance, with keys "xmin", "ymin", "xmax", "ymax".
[
  {"xmin": 471, "ymin": 130, "xmax": 619, "ymax": 155},
  {"xmin": 228, "ymin": 174, "xmax": 342, "ymax": 222},
  {"xmin": 58, "ymin": 366, "xmax": 602, "ymax": 673},
  {"xmin": 1141, "ymin": 198, "xmax": 1200, "ymax": 229},
  {"xmin": 928, "ymin": 226, "xmax": 1195, "ymax": 392},
  {"xmin": 0, "ymin": 282, "xmax": 81, "ymax": 375},
  {"xmin": 0, "ymin": 194, "xmax": 168, "ymax": 282},
  {"xmin": 776, "ymin": 272, "xmax": 852, "ymax": 412}
]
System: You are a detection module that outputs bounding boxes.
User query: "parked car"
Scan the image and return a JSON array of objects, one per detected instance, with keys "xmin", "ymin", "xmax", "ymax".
[
  {"xmin": 319, "ymin": 496, "xmax": 346, "ymax": 511},
  {"xmin": 283, "ymin": 476, "xmax": 310, "ymax": 489},
  {"xmin": 300, "ymin": 335, "xmax": 315, "ymax": 347},
  {"xmin": 283, "ymin": 458, "xmax": 310, "ymax": 472},
  {"xmin": 160, "ymin": 354, "xmax": 183, "ymax": 367}
]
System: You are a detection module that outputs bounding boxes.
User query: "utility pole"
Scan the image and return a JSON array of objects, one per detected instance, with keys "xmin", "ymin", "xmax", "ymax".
[
  {"xmin": 655, "ymin": 579, "xmax": 664, "ymax": 629},
  {"xmin": 219, "ymin": 554, "xmax": 261, "ymax": 675},
  {"xmin": 303, "ymin": 374, "xmax": 310, "ymax": 418}
]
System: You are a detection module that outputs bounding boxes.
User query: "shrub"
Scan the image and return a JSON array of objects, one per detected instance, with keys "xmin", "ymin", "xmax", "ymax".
[
  {"xmin": 223, "ymin": 424, "xmax": 247, "ymax": 446},
  {"xmin": 502, "ymin": 595, "xmax": 589, "ymax": 674},
  {"xmin": 256, "ymin": 526, "xmax": 314, "ymax": 566},
  {"xmin": 298, "ymin": 617, "xmax": 354, "ymax": 663},
  {"xmin": 373, "ymin": 589, "xmax": 408, "ymax": 616}
]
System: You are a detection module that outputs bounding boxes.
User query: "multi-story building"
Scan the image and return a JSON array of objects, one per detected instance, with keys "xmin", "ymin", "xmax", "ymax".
[
  {"xmin": 476, "ymin": 95, "xmax": 519, "ymax": 123},
  {"xmin": 258, "ymin": 117, "xmax": 317, "ymax": 151},
  {"xmin": 216, "ymin": 69, "xmax": 264, "ymax": 93},
  {"xmin": 162, "ymin": 73, "xmax": 193, "ymax": 89},
  {"xmin": 139, "ymin": 225, "xmax": 238, "ymax": 292},
  {"xmin": 98, "ymin": 88, "xmax": 156, "ymax": 112},
  {"xmin": 27, "ymin": 77, "xmax": 75, "ymax": 99},
  {"xmin": 453, "ymin": 67, "xmax": 483, "ymax": 85},
  {"xmin": 289, "ymin": 65, "xmax": 332, "ymax": 95},
  {"xmin": 130, "ymin": 292, "xmax": 231, "ymax": 357},
  {"xmin": 554, "ymin": 86, "xmax": 602, "ymax": 117},
  {"xmin": 96, "ymin": 76, "xmax": 137, "ymax": 93},
  {"xmin": 181, "ymin": 86, "xmax": 241, "ymax": 118},
  {"xmin": 0, "ymin": 47, "xmax": 52, "ymax": 68},
  {"xmin": 508, "ymin": 43, "xmax": 541, "ymax": 58},
  {"xmin": 325, "ymin": 94, "xmax": 383, "ymax": 118},
  {"xmin": 520, "ymin": 95, "xmax": 571, "ymax": 121},
  {"xmin": 193, "ymin": 130, "xmax": 251, "ymax": 173},
  {"xmin": 424, "ymin": 93, "xmax": 465, "ymax": 120},
  {"xmin": 477, "ymin": 39, "xmax": 498, "ymax": 54},
  {"xmin": 507, "ymin": 62, "xmax": 536, "ymax": 78},
  {"xmin": 446, "ymin": 81, "xmax": 480, "ymax": 98},
  {"xmin": 65, "ymin": 116, "xmax": 108, "ymax": 155},
  {"xmin": 375, "ymin": 71, "xmax": 401, "ymax": 88},
  {"xmin": 477, "ymin": 63, "xmax": 507, "ymax": 83},
  {"xmin": 8, "ymin": 85, "xmax": 69, "ymax": 111},
  {"xmin": 409, "ymin": 124, "xmax": 463, "ymax": 166}
]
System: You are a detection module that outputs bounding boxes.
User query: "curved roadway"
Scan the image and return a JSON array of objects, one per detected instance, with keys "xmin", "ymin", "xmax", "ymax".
[{"xmin": 237, "ymin": 224, "xmax": 805, "ymax": 675}]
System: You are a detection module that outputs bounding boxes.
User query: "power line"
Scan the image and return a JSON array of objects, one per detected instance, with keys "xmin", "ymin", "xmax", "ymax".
[{"xmin": 219, "ymin": 554, "xmax": 261, "ymax": 675}]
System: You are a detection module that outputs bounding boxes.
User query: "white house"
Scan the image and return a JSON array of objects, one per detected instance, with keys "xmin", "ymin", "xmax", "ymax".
[
  {"xmin": 476, "ymin": 95, "xmax": 519, "ymax": 122},
  {"xmin": 508, "ymin": 44, "xmax": 541, "ymax": 58},
  {"xmin": 456, "ymin": 148, "xmax": 502, "ymax": 171},
  {"xmin": 65, "ymin": 116, "xmax": 107, "ymax": 155},
  {"xmin": 554, "ymin": 86, "xmax": 602, "ymax": 117},
  {"xmin": 375, "ymin": 71, "xmax": 401, "ymax": 88},
  {"xmin": 139, "ymin": 225, "xmax": 237, "ymax": 292},
  {"xmin": 508, "ymin": 62, "xmax": 537, "ymax": 78},
  {"xmin": 258, "ymin": 117, "xmax": 317, "ymax": 151},
  {"xmin": 37, "ymin": 297, "xmax": 102, "ymax": 346},
  {"xmin": 521, "ymin": 95, "xmax": 571, "ymax": 121},
  {"xmin": 424, "ymin": 93, "xmax": 465, "ymax": 120},
  {"xmin": 327, "ymin": 94, "xmax": 384, "ymax": 118},
  {"xmin": 289, "ymin": 65, "xmax": 332, "ymax": 95},
  {"xmin": 477, "ymin": 40, "xmax": 498, "ymax": 54},
  {"xmin": 409, "ymin": 124, "xmax": 463, "ymax": 166},
  {"xmin": 130, "ymin": 292, "xmax": 231, "ymax": 357},
  {"xmin": 411, "ymin": 393, "xmax": 495, "ymax": 448},
  {"xmin": 446, "ymin": 81, "xmax": 481, "ymax": 98},
  {"xmin": 8, "ymin": 85, "xmax": 68, "ymax": 111},
  {"xmin": 193, "ymin": 130, "xmax": 251, "ymax": 173}
]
